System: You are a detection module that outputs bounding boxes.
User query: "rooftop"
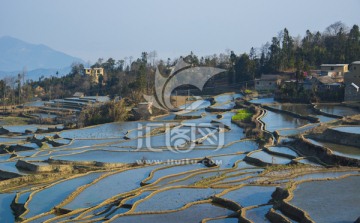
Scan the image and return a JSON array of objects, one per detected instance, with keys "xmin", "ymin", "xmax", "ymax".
[
  {"xmin": 84, "ymin": 67, "xmax": 104, "ymax": 70},
  {"xmin": 315, "ymin": 76, "xmax": 339, "ymax": 85},
  {"xmin": 256, "ymin": 74, "xmax": 279, "ymax": 81},
  {"xmin": 321, "ymin": 64, "xmax": 348, "ymax": 67},
  {"xmin": 351, "ymin": 61, "xmax": 360, "ymax": 65}
]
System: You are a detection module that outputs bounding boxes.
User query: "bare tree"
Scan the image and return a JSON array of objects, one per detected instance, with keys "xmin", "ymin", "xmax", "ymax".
[
  {"xmin": 129, "ymin": 56, "xmax": 133, "ymax": 71},
  {"xmin": 325, "ymin": 21, "xmax": 348, "ymax": 36},
  {"xmin": 148, "ymin": 50, "xmax": 158, "ymax": 67},
  {"xmin": 4, "ymin": 76, "xmax": 17, "ymax": 107}
]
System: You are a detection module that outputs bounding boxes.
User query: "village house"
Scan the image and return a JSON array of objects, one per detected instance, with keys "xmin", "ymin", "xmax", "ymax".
[
  {"xmin": 344, "ymin": 61, "xmax": 360, "ymax": 101},
  {"xmin": 320, "ymin": 64, "xmax": 348, "ymax": 82},
  {"xmin": 312, "ymin": 75, "xmax": 343, "ymax": 91},
  {"xmin": 84, "ymin": 68, "xmax": 104, "ymax": 84},
  {"xmin": 255, "ymin": 74, "xmax": 281, "ymax": 92}
]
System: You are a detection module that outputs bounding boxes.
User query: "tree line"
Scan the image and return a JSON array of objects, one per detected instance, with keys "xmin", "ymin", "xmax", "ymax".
[{"xmin": 1, "ymin": 21, "xmax": 359, "ymax": 106}]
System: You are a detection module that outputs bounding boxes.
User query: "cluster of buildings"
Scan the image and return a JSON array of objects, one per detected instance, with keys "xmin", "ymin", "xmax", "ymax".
[{"xmin": 255, "ymin": 61, "xmax": 360, "ymax": 102}]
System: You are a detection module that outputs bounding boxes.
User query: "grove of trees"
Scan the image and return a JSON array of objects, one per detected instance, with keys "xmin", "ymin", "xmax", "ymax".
[{"xmin": 0, "ymin": 21, "xmax": 359, "ymax": 106}]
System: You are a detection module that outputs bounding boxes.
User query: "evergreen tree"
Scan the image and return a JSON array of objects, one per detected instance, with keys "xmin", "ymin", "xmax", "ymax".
[
  {"xmin": 234, "ymin": 53, "xmax": 255, "ymax": 83},
  {"xmin": 346, "ymin": 25, "xmax": 360, "ymax": 62},
  {"xmin": 268, "ymin": 37, "xmax": 281, "ymax": 72}
]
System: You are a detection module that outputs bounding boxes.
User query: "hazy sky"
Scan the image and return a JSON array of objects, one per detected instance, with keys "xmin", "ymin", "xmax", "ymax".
[{"xmin": 1, "ymin": 0, "xmax": 360, "ymax": 63}]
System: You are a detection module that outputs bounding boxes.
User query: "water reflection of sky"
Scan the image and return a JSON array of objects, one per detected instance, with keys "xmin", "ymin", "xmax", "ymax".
[{"xmin": 261, "ymin": 110, "xmax": 309, "ymax": 132}]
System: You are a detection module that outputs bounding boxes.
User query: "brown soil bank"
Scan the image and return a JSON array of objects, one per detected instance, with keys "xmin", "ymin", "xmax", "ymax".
[
  {"xmin": 271, "ymin": 187, "xmax": 314, "ymax": 223},
  {"xmin": 308, "ymin": 127, "xmax": 360, "ymax": 148},
  {"xmin": 284, "ymin": 137, "xmax": 360, "ymax": 167}
]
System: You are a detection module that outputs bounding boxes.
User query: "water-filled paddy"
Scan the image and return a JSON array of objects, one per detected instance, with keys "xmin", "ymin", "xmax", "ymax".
[
  {"xmin": 63, "ymin": 166, "xmax": 158, "ymax": 210},
  {"xmin": 0, "ymin": 137, "xmax": 25, "ymax": 144},
  {"xmin": 213, "ymin": 172, "xmax": 259, "ymax": 186},
  {"xmin": 123, "ymin": 191, "xmax": 153, "ymax": 205},
  {"xmin": 0, "ymin": 93, "xmax": 359, "ymax": 222},
  {"xmin": 275, "ymin": 171, "xmax": 359, "ymax": 184},
  {"xmin": 112, "ymin": 203, "xmax": 234, "ymax": 223},
  {"xmin": 145, "ymin": 164, "xmax": 206, "ymax": 184},
  {"xmin": 134, "ymin": 188, "xmax": 222, "ymax": 212},
  {"xmin": 248, "ymin": 150, "xmax": 292, "ymax": 165},
  {"xmin": 59, "ymin": 122, "xmax": 142, "ymax": 139},
  {"xmin": 245, "ymin": 205, "xmax": 271, "ymax": 223},
  {"xmin": 0, "ymin": 154, "xmax": 12, "ymax": 162},
  {"xmin": 306, "ymin": 138, "xmax": 360, "ymax": 160},
  {"xmin": 24, "ymin": 172, "xmax": 103, "ymax": 218},
  {"xmin": 270, "ymin": 104, "xmax": 313, "ymax": 116},
  {"xmin": 290, "ymin": 176, "xmax": 360, "ymax": 223},
  {"xmin": 249, "ymin": 98, "xmax": 275, "ymax": 104},
  {"xmin": 206, "ymin": 218, "xmax": 239, "ymax": 223},
  {"xmin": 221, "ymin": 186, "xmax": 276, "ymax": 207},
  {"xmin": 0, "ymin": 193, "xmax": 15, "ymax": 223},
  {"xmin": 0, "ymin": 162, "xmax": 24, "ymax": 175},
  {"xmin": 210, "ymin": 154, "xmax": 246, "ymax": 168},
  {"xmin": 332, "ymin": 126, "xmax": 360, "ymax": 134},
  {"xmin": 267, "ymin": 146, "xmax": 298, "ymax": 157},
  {"xmin": 215, "ymin": 94, "xmax": 242, "ymax": 103},
  {"xmin": 51, "ymin": 140, "xmax": 251, "ymax": 164},
  {"xmin": 178, "ymin": 99, "xmax": 212, "ymax": 111},
  {"xmin": 315, "ymin": 104, "xmax": 359, "ymax": 117},
  {"xmin": 166, "ymin": 170, "xmax": 225, "ymax": 187},
  {"xmin": 261, "ymin": 110, "xmax": 309, "ymax": 132},
  {"xmin": 277, "ymin": 123, "xmax": 319, "ymax": 136}
]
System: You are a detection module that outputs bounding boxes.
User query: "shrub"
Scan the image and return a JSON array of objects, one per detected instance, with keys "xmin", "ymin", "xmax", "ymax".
[
  {"xmin": 79, "ymin": 99, "xmax": 129, "ymax": 127},
  {"xmin": 244, "ymin": 89, "xmax": 253, "ymax": 94},
  {"xmin": 232, "ymin": 109, "xmax": 254, "ymax": 122}
]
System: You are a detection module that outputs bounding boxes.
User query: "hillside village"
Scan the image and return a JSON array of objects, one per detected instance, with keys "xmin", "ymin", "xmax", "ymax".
[{"xmin": 256, "ymin": 61, "xmax": 360, "ymax": 102}]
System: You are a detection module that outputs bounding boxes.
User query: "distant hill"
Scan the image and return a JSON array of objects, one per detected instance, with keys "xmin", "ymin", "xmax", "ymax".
[{"xmin": 0, "ymin": 36, "xmax": 84, "ymax": 79}]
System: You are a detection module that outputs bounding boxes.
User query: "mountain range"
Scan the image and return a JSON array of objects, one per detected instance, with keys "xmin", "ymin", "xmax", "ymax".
[{"xmin": 0, "ymin": 36, "xmax": 84, "ymax": 80}]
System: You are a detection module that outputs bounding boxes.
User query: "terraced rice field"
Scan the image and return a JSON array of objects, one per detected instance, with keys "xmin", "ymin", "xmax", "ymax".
[{"xmin": 0, "ymin": 94, "xmax": 359, "ymax": 223}]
